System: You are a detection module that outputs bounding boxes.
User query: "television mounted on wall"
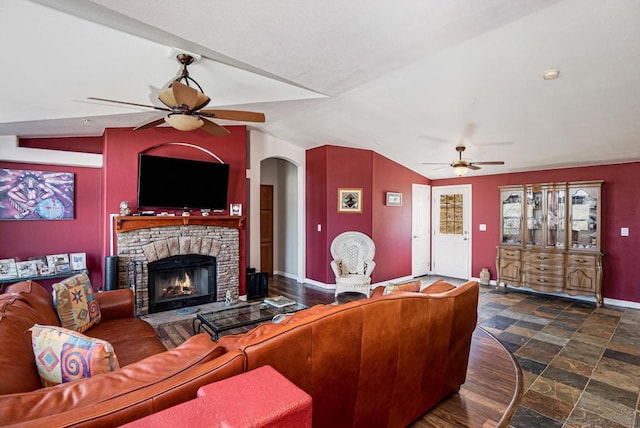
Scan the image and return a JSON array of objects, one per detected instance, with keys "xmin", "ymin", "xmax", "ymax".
[{"xmin": 137, "ymin": 154, "xmax": 230, "ymax": 211}]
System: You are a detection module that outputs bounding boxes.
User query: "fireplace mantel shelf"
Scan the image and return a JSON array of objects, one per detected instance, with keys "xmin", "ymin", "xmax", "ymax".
[{"xmin": 115, "ymin": 215, "xmax": 244, "ymax": 233}]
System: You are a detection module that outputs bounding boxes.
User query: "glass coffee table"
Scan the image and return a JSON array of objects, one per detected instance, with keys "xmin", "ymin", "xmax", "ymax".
[{"xmin": 193, "ymin": 301, "xmax": 308, "ymax": 341}]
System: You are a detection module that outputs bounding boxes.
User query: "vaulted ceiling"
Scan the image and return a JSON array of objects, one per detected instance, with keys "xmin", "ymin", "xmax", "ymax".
[{"xmin": 2, "ymin": 0, "xmax": 639, "ymax": 178}]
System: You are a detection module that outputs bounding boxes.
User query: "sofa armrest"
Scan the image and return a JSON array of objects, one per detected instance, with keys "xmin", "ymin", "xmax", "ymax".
[
  {"xmin": 0, "ymin": 334, "xmax": 244, "ymax": 427},
  {"xmin": 96, "ymin": 289, "xmax": 135, "ymax": 320}
]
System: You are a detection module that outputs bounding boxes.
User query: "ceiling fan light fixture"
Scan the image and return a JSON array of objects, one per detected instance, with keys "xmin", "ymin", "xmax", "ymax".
[
  {"xmin": 543, "ymin": 69, "xmax": 560, "ymax": 80},
  {"xmin": 452, "ymin": 165, "xmax": 469, "ymax": 177},
  {"xmin": 164, "ymin": 113, "xmax": 204, "ymax": 131}
]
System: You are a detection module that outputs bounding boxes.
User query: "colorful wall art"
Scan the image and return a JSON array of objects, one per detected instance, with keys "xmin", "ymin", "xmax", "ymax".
[{"xmin": 0, "ymin": 168, "xmax": 74, "ymax": 220}]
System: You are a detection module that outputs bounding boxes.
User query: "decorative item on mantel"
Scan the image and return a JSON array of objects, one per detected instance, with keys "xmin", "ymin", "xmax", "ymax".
[{"xmin": 119, "ymin": 201, "xmax": 132, "ymax": 216}]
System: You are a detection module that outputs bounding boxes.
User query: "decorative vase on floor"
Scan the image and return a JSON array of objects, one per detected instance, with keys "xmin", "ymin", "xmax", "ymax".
[{"xmin": 479, "ymin": 268, "xmax": 491, "ymax": 286}]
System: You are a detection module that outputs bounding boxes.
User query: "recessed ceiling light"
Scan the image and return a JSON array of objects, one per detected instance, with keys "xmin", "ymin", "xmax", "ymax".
[{"xmin": 543, "ymin": 69, "xmax": 560, "ymax": 80}]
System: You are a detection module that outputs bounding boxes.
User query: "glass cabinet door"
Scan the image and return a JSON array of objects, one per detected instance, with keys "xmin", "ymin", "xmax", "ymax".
[
  {"xmin": 568, "ymin": 183, "xmax": 601, "ymax": 250},
  {"xmin": 525, "ymin": 186, "xmax": 543, "ymax": 246},
  {"xmin": 501, "ymin": 187, "xmax": 524, "ymax": 245},
  {"xmin": 545, "ymin": 184, "xmax": 566, "ymax": 249}
]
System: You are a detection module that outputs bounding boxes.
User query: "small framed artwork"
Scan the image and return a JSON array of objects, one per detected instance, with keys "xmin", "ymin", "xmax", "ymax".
[
  {"xmin": 338, "ymin": 188, "xmax": 363, "ymax": 213},
  {"xmin": 29, "ymin": 256, "xmax": 51, "ymax": 275},
  {"xmin": 70, "ymin": 252, "xmax": 87, "ymax": 271},
  {"xmin": 46, "ymin": 253, "xmax": 70, "ymax": 274},
  {"xmin": 16, "ymin": 261, "xmax": 38, "ymax": 278},
  {"xmin": 0, "ymin": 258, "xmax": 18, "ymax": 280},
  {"xmin": 230, "ymin": 204, "xmax": 242, "ymax": 216},
  {"xmin": 386, "ymin": 192, "xmax": 403, "ymax": 206}
]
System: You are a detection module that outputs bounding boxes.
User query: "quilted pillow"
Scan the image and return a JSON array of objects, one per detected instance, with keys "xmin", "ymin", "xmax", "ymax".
[
  {"xmin": 383, "ymin": 279, "xmax": 422, "ymax": 295},
  {"xmin": 30, "ymin": 324, "xmax": 119, "ymax": 387},
  {"xmin": 53, "ymin": 272, "xmax": 101, "ymax": 333}
]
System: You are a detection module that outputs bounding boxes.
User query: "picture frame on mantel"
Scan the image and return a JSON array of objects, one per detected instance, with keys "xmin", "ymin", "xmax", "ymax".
[
  {"xmin": 338, "ymin": 188, "xmax": 363, "ymax": 213},
  {"xmin": 230, "ymin": 204, "xmax": 242, "ymax": 216},
  {"xmin": 386, "ymin": 192, "xmax": 402, "ymax": 207}
]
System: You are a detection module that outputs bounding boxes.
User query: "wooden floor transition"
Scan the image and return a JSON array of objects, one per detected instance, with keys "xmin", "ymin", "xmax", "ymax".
[{"xmin": 153, "ymin": 275, "xmax": 523, "ymax": 427}]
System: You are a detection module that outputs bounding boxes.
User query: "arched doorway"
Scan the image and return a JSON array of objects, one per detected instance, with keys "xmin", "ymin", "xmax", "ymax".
[{"xmin": 260, "ymin": 157, "xmax": 298, "ymax": 279}]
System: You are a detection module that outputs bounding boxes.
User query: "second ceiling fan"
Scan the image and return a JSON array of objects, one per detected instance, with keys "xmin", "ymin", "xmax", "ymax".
[
  {"xmin": 88, "ymin": 54, "xmax": 265, "ymax": 136},
  {"xmin": 422, "ymin": 144, "xmax": 505, "ymax": 176}
]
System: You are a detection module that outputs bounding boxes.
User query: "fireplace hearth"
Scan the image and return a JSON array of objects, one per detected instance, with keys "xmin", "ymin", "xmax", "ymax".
[{"xmin": 147, "ymin": 254, "xmax": 216, "ymax": 313}]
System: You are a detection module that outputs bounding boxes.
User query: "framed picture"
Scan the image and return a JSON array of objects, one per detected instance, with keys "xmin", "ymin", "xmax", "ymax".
[
  {"xmin": 70, "ymin": 252, "xmax": 87, "ymax": 271},
  {"xmin": 338, "ymin": 188, "xmax": 363, "ymax": 213},
  {"xmin": 0, "ymin": 168, "xmax": 75, "ymax": 220},
  {"xmin": 230, "ymin": 204, "xmax": 242, "ymax": 216},
  {"xmin": 0, "ymin": 258, "xmax": 18, "ymax": 280},
  {"xmin": 386, "ymin": 192, "xmax": 403, "ymax": 206},
  {"xmin": 16, "ymin": 261, "xmax": 38, "ymax": 278},
  {"xmin": 46, "ymin": 254, "xmax": 70, "ymax": 274},
  {"xmin": 29, "ymin": 256, "xmax": 51, "ymax": 275}
]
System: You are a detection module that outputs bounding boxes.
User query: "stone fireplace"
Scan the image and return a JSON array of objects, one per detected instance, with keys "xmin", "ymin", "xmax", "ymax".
[{"xmin": 115, "ymin": 216, "xmax": 242, "ymax": 315}]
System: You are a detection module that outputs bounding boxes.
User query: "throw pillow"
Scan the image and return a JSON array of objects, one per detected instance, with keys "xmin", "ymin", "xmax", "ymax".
[
  {"xmin": 53, "ymin": 272, "xmax": 101, "ymax": 333},
  {"xmin": 30, "ymin": 324, "xmax": 119, "ymax": 387},
  {"xmin": 382, "ymin": 279, "xmax": 421, "ymax": 295}
]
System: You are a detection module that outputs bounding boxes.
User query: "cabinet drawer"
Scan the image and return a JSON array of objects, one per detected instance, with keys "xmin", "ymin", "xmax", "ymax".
[
  {"xmin": 523, "ymin": 252, "xmax": 565, "ymax": 264},
  {"xmin": 500, "ymin": 248, "xmax": 521, "ymax": 260},
  {"xmin": 523, "ymin": 272, "xmax": 564, "ymax": 290},
  {"xmin": 523, "ymin": 264, "xmax": 564, "ymax": 276},
  {"xmin": 567, "ymin": 254, "xmax": 599, "ymax": 268}
]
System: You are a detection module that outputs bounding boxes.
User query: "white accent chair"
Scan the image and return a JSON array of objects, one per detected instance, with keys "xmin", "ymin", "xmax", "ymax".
[{"xmin": 330, "ymin": 231, "xmax": 376, "ymax": 297}]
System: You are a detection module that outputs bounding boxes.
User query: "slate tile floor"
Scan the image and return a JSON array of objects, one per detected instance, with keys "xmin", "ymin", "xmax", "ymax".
[{"xmin": 477, "ymin": 284, "xmax": 640, "ymax": 427}]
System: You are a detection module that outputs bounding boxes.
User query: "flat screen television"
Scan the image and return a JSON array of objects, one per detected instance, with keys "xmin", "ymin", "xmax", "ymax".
[{"xmin": 137, "ymin": 154, "xmax": 230, "ymax": 211}]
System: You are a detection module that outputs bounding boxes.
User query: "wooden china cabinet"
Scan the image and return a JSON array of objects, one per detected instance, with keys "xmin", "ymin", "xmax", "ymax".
[{"xmin": 496, "ymin": 180, "xmax": 604, "ymax": 306}]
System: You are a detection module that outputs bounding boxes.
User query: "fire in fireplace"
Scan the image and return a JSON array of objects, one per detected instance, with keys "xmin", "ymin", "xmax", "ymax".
[{"xmin": 147, "ymin": 254, "xmax": 216, "ymax": 313}]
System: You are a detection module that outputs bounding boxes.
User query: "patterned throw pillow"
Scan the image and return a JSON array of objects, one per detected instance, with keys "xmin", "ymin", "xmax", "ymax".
[
  {"xmin": 53, "ymin": 273, "xmax": 101, "ymax": 333},
  {"xmin": 30, "ymin": 324, "xmax": 119, "ymax": 387}
]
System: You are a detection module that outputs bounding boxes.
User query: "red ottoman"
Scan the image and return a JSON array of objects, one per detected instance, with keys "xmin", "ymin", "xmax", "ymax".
[{"xmin": 122, "ymin": 365, "xmax": 312, "ymax": 428}]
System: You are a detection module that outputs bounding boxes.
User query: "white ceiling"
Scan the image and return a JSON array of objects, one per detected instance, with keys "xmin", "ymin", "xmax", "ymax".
[{"xmin": 2, "ymin": 0, "xmax": 639, "ymax": 179}]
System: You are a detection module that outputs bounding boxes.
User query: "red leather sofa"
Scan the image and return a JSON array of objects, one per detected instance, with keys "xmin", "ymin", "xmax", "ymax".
[{"xmin": 0, "ymin": 279, "xmax": 478, "ymax": 427}]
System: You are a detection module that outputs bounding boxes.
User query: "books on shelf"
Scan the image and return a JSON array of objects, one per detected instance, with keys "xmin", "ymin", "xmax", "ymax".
[{"xmin": 263, "ymin": 296, "xmax": 296, "ymax": 308}]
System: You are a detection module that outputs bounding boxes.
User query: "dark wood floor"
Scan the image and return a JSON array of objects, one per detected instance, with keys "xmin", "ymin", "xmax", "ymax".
[{"xmin": 157, "ymin": 275, "xmax": 522, "ymax": 427}]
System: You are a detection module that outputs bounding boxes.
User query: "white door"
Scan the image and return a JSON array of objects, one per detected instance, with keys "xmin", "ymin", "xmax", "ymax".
[
  {"xmin": 412, "ymin": 184, "xmax": 431, "ymax": 277},
  {"xmin": 432, "ymin": 185, "xmax": 471, "ymax": 279}
]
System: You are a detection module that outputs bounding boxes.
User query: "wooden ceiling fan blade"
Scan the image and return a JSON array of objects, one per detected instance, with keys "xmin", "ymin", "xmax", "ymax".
[
  {"xmin": 468, "ymin": 165, "xmax": 482, "ymax": 170},
  {"xmin": 200, "ymin": 109, "xmax": 266, "ymax": 123},
  {"xmin": 201, "ymin": 118, "xmax": 231, "ymax": 136},
  {"xmin": 421, "ymin": 162, "xmax": 451, "ymax": 165},
  {"xmin": 473, "ymin": 161, "xmax": 505, "ymax": 165},
  {"xmin": 87, "ymin": 97, "xmax": 171, "ymax": 112},
  {"xmin": 171, "ymin": 81, "xmax": 199, "ymax": 110},
  {"xmin": 133, "ymin": 117, "xmax": 166, "ymax": 131}
]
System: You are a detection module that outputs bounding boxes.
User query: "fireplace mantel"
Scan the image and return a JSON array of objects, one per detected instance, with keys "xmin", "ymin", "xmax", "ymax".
[{"xmin": 115, "ymin": 215, "xmax": 244, "ymax": 233}]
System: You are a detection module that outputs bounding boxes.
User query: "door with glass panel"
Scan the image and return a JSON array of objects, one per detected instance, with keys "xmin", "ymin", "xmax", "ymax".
[{"xmin": 432, "ymin": 185, "xmax": 471, "ymax": 279}]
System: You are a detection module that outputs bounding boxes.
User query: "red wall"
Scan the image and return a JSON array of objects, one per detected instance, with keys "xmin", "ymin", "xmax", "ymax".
[
  {"xmin": 305, "ymin": 147, "xmax": 329, "ymax": 282},
  {"xmin": 372, "ymin": 153, "xmax": 430, "ymax": 281},
  {"xmin": 305, "ymin": 145, "xmax": 429, "ymax": 284},
  {"xmin": 432, "ymin": 162, "xmax": 640, "ymax": 302},
  {"xmin": 1, "ymin": 126, "xmax": 248, "ymax": 294},
  {"xmin": 0, "ymin": 161, "xmax": 103, "ymax": 291}
]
